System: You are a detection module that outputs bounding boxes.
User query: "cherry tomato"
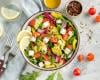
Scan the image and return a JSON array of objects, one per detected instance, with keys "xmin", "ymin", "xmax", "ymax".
[
  {"xmin": 43, "ymin": 18, "xmax": 49, "ymax": 22},
  {"xmin": 43, "ymin": 54, "xmax": 49, "ymax": 61},
  {"xmin": 33, "ymin": 32, "xmax": 40, "ymax": 37},
  {"xmin": 77, "ymin": 54, "xmax": 84, "ymax": 62},
  {"xmin": 34, "ymin": 52, "xmax": 41, "ymax": 58},
  {"xmin": 95, "ymin": 15, "xmax": 100, "ymax": 22},
  {"xmin": 67, "ymin": 44, "xmax": 73, "ymax": 50},
  {"xmin": 59, "ymin": 58, "xmax": 66, "ymax": 65},
  {"xmin": 88, "ymin": 7, "xmax": 96, "ymax": 15},
  {"xmin": 62, "ymin": 33, "xmax": 69, "ymax": 40},
  {"xmin": 73, "ymin": 68, "xmax": 81, "ymax": 76},
  {"xmin": 67, "ymin": 27, "xmax": 73, "ymax": 32},
  {"xmin": 87, "ymin": 53, "xmax": 94, "ymax": 61},
  {"xmin": 41, "ymin": 33, "xmax": 48, "ymax": 37},
  {"xmin": 28, "ymin": 19, "xmax": 35, "ymax": 27},
  {"xmin": 50, "ymin": 36, "xmax": 58, "ymax": 44}
]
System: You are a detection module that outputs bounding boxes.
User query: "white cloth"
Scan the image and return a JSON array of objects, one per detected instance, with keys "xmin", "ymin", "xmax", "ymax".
[{"xmin": 0, "ymin": 0, "xmax": 43, "ymax": 80}]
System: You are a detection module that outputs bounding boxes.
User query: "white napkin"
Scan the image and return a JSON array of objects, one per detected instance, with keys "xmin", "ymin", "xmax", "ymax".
[
  {"xmin": 0, "ymin": 0, "xmax": 43, "ymax": 80},
  {"xmin": 21, "ymin": 0, "xmax": 43, "ymax": 17}
]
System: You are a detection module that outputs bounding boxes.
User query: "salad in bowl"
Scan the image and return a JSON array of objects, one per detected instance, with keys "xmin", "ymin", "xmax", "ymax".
[{"xmin": 17, "ymin": 11, "xmax": 79, "ymax": 70}]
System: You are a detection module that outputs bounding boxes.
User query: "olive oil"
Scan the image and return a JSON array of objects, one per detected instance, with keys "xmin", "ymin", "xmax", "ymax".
[{"xmin": 44, "ymin": 0, "xmax": 61, "ymax": 9}]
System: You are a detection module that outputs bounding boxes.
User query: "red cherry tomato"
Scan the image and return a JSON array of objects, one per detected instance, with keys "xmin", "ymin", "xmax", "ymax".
[
  {"xmin": 43, "ymin": 18, "xmax": 49, "ymax": 22},
  {"xmin": 67, "ymin": 44, "xmax": 73, "ymax": 50},
  {"xmin": 77, "ymin": 54, "xmax": 84, "ymax": 62},
  {"xmin": 33, "ymin": 32, "xmax": 40, "ymax": 37},
  {"xmin": 50, "ymin": 36, "xmax": 58, "ymax": 44},
  {"xmin": 59, "ymin": 58, "xmax": 66, "ymax": 65},
  {"xmin": 43, "ymin": 54, "xmax": 49, "ymax": 61},
  {"xmin": 87, "ymin": 53, "xmax": 94, "ymax": 61},
  {"xmin": 73, "ymin": 68, "xmax": 81, "ymax": 76},
  {"xmin": 34, "ymin": 52, "xmax": 41, "ymax": 58},
  {"xmin": 62, "ymin": 33, "xmax": 69, "ymax": 40},
  {"xmin": 28, "ymin": 19, "xmax": 35, "ymax": 27},
  {"xmin": 88, "ymin": 7, "xmax": 96, "ymax": 15},
  {"xmin": 95, "ymin": 15, "xmax": 100, "ymax": 22}
]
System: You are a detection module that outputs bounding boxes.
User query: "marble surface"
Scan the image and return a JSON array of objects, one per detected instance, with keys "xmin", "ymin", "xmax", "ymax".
[{"xmin": 0, "ymin": 0, "xmax": 100, "ymax": 80}]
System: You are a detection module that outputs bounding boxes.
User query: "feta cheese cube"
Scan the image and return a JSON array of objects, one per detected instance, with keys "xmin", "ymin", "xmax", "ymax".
[
  {"xmin": 44, "ymin": 61, "xmax": 51, "ymax": 66},
  {"xmin": 60, "ymin": 28, "xmax": 66, "ymax": 34},
  {"xmin": 39, "ymin": 62, "xmax": 44, "ymax": 67},
  {"xmin": 64, "ymin": 48, "xmax": 71, "ymax": 54},
  {"xmin": 56, "ymin": 19, "xmax": 62, "ymax": 24},
  {"xmin": 42, "ymin": 21, "xmax": 50, "ymax": 29},
  {"xmin": 43, "ymin": 37, "xmax": 49, "ymax": 43},
  {"xmin": 31, "ymin": 36, "xmax": 36, "ymax": 42},
  {"xmin": 29, "ymin": 50, "xmax": 34, "ymax": 56},
  {"xmin": 58, "ymin": 40, "xmax": 62, "ymax": 44}
]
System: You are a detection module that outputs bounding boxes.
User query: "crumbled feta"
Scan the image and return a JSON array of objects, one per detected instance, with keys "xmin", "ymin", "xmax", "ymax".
[
  {"xmin": 60, "ymin": 28, "xmax": 66, "ymax": 34},
  {"xmin": 43, "ymin": 37, "xmax": 49, "ymax": 43},
  {"xmin": 68, "ymin": 31, "xmax": 73, "ymax": 36},
  {"xmin": 58, "ymin": 40, "xmax": 62, "ymax": 44},
  {"xmin": 31, "ymin": 36, "xmax": 36, "ymax": 42},
  {"xmin": 42, "ymin": 21, "xmax": 50, "ymax": 29},
  {"xmin": 29, "ymin": 50, "xmax": 34, "ymax": 56},
  {"xmin": 56, "ymin": 19, "xmax": 62, "ymax": 24},
  {"xmin": 44, "ymin": 61, "xmax": 51, "ymax": 65},
  {"xmin": 64, "ymin": 48, "xmax": 71, "ymax": 54},
  {"xmin": 39, "ymin": 62, "xmax": 44, "ymax": 67}
]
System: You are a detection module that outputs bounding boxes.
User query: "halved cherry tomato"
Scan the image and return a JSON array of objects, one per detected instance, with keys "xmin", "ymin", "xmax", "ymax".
[
  {"xmin": 87, "ymin": 53, "xmax": 94, "ymax": 61},
  {"xmin": 62, "ymin": 33, "xmax": 69, "ymax": 40},
  {"xmin": 88, "ymin": 7, "xmax": 96, "ymax": 15},
  {"xmin": 28, "ymin": 19, "xmax": 35, "ymax": 27},
  {"xmin": 50, "ymin": 21, "xmax": 56, "ymax": 26},
  {"xmin": 41, "ymin": 33, "xmax": 47, "ymax": 37},
  {"xmin": 59, "ymin": 58, "xmax": 66, "ymax": 65},
  {"xmin": 43, "ymin": 18, "xmax": 49, "ymax": 22},
  {"xmin": 55, "ymin": 56, "xmax": 61, "ymax": 62},
  {"xmin": 34, "ymin": 52, "xmax": 41, "ymax": 58},
  {"xmin": 77, "ymin": 54, "xmax": 84, "ymax": 62},
  {"xmin": 43, "ymin": 54, "xmax": 49, "ymax": 61},
  {"xmin": 67, "ymin": 27, "xmax": 73, "ymax": 32},
  {"xmin": 50, "ymin": 36, "xmax": 58, "ymax": 44},
  {"xmin": 44, "ymin": 27, "xmax": 50, "ymax": 34},
  {"xmin": 73, "ymin": 68, "xmax": 81, "ymax": 76},
  {"xmin": 33, "ymin": 32, "xmax": 40, "ymax": 37},
  {"xmin": 67, "ymin": 44, "xmax": 73, "ymax": 50},
  {"xmin": 95, "ymin": 15, "xmax": 100, "ymax": 22}
]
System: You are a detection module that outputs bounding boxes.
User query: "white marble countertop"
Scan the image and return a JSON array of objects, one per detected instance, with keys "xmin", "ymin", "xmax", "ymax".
[{"xmin": 0, "ymin": 0, "xmax": 100, "ymax": 80}]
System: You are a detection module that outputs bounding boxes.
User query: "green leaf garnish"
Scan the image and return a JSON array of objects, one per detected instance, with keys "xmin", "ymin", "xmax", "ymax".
[{"xmin": 19, "ymin": 71, "xmax": 40, "ymax": 80}]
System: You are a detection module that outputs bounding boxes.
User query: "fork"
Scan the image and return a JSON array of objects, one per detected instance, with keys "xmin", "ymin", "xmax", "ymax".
[
  {"xmin": 0, "ymin": 33, "xmax": 13, "ymax": 70},
  {"xmin": 0, "ymin": 49, "xmax": 15, "ymax": 76},
  {"xmin": 0, "ymin": 32, "xmax": 17, "ymax": 76}
]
